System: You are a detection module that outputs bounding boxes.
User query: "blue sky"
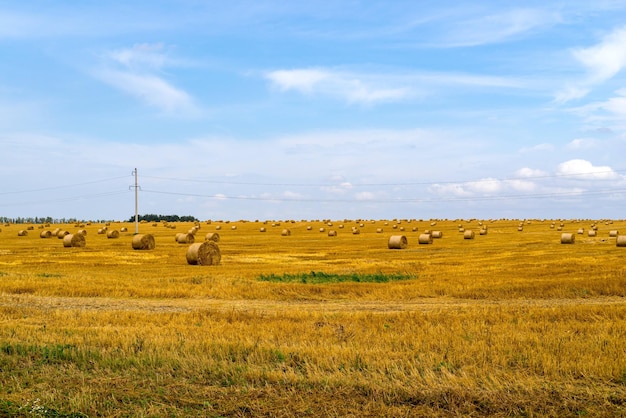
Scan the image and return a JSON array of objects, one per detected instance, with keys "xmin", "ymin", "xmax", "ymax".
[{"xmin": 1, "ymin": 1, "xmax": 625, "ymax": 221}]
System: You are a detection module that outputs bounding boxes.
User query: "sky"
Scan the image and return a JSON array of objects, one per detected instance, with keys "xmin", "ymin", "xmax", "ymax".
[{"xmin": 1, "ymin": 0, "xmax": 626, "ymax": 222}]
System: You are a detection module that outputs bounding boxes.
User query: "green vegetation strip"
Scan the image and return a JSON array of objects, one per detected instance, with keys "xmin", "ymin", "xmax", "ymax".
[{"xmin": 258, "ymin": 271, "xmax": 414, "ymax": 284}]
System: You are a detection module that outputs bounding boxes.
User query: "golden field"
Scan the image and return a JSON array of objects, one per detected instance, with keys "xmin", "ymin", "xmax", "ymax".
[{"xmin": 0, "ymin": 218, "xmax": 624, "ymax": 417}]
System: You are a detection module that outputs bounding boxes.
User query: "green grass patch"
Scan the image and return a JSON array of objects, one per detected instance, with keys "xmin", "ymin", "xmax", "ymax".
[{"xmin": 258, "ymin": 271, "xmax": 415, "ymax": 284}]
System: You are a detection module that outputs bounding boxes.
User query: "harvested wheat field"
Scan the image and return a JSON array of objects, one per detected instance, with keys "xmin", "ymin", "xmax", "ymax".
[{"xmin": 0, "ymin": 218, "xmax": 625, "ymax": 417}]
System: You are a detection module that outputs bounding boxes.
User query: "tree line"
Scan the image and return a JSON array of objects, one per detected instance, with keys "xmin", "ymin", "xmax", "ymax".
[{"xmin": 127, "ymin": 214, "xmax": 199, "ymax": 223}]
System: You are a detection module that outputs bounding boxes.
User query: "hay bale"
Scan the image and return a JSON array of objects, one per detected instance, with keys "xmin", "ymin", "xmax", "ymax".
[
  {"xmin": 57, "ymin": 230, "xmax": 69, "ymax": 238},
  {"xmin": 76, "ymin": 229, "xmax": 87, "ymax": 236},
  {"xmin": 97, "ymin": 228, "xmax": 106, "ymax": 234},
  {"xmin": 588, "ymin": 230, "xmax": 597, "ymax": 237},
  {"xmin": 418, "ymin": 233, "xmax": 433, "ymax": 244},
  {"xmin": 376, "ymin": 228, "xmax": 383, "ymax": 233},
  {"xmin": 561, "ymin": 233, "xmax": 575, "ymax": 244},
  {"xmin": 388, "ymin": 235, "xmax": 408, "ymax": 249},
  {"xmin": 132, "ymin": 234, "xmax": 155, "ymax": 250},
  {"xmin": 259, "ymin": 227, "xmax": 266, "ymax": 232},
  {"xmin": 215, "ymin": 225, "xmax": 222, "ymax": 230},
  {"xmin": 107, "ymin": 230, "xmax": 120, "ymax": 239},
  {"xmin": 63, "ymin": 233, "xmax": 86, "ymax": 248},
  {"xmin": 306, "ymin": 226, "xmax": 312, "ymax": 231},
  {"xmin": 281, "ymin": 229, "xmax": 291, "ymax": 236},
  {"xmin": 609, "ymin": 230, "xmax": 619, "ymax": 237},
  {"xmin": 431, "ymin": 231, "xmax": 443, "ymax": 239},
  {"xmin": 52, "ymin": 228, "xmax": 61, "ymax": 236},
  {"xmin": 464, "ymin": 230, "xmax": 475, "ymax": 240},
  {"xmin": 120, "ymin": 227, "xmax": 128, "ymax": 233},
  {"xmin": 40, "ymin": 230, "xmax": 52, "ymax": 238},
  {"xmin": 177, "ymin": 233, "xmax": 195, "ymax": 244},
  {"xmin": 328, "ymin": 230, "xmax": 337, "ymax": 237},
  {"xmin": 17, "ymin": 230, "xmax": 28, "ymax": 236},
  {"xmin": 479, "ymin": 229, "xmax": 488, "ymax": 235},
  {"xmin": 205, "ymin": 232, "xmax": 220, "ymax": 242},
  {"xmin": 577, "ymin": 228, "xmax": 584, "ymax": 235},
  {"xmin": 352, "ymin": 228, "xmax": 360, "ymax": 235},
  {"xmin": 319, "ymin": 227, "xmax": 326, "ymax": 233},
  {"xmin": 186, "ymin": 241, "xmax": 221, "ymax": 266},
  {"xmin": 617, "ymin": 235, "xmax": 626, "ymax": 247}
]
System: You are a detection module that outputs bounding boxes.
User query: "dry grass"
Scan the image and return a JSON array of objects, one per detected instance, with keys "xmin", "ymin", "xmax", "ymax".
[{"xmin": 0, "ymin": 218, "xmax": 625, "ymax": 417}]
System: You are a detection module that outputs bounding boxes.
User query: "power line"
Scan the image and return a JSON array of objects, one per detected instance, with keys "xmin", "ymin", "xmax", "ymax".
[
  {"xmin": 141, "ymin": 169, "xmax": 626, "ymax": 188},
  {"xmin": 0, "ymin": 175, "xmax": 130, "ymax": 195}
]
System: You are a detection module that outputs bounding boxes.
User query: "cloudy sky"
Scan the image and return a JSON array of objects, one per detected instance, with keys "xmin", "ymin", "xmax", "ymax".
[{"xmin": 1, "ymin": 1, "xmax": 625, "ymax": 221}]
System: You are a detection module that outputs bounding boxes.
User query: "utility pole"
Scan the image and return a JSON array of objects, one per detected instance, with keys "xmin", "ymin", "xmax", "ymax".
[{"xmin": 130, "ymin": 168, "xmax": 140, "ymax": 234}]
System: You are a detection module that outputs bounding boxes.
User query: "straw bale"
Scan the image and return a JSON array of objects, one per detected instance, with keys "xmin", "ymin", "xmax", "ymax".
[
  {"xmin": 561, "ymin": 233, "xmax": 575, "ymax": 244},
  {"xmin": 52, "ymin": 228, "xmax": 61, "ymax": 236},
  {"xmin": 132, "ymin": 234, "xmax": 155, "ymax": 250},
  {"xmin": 609, "ymin": 230, "xmax": 619, "ymax": 237},
  {"xmin": 76, "ymin": 229, "xmax": 87, "ymax": 236},
  {"xmin": 588, "ymin": 230, "xmax": 597, "ymax": 237},
  {"xmin": 57, "ymin": 230, "xmax": 70, "ymax": 238},
  {"xmin": 388, "ymin": 235, "xmax": 408, "ymax": 249},
  {"xmin": 259, "ymin": 227, "xmax": 266, "ymax": 232},
  {"xmin": 106, "ymin": 230, "xmax": 120, "ymax": 239},
  {"xmin": 376, "ymin": 228, "xmax": 383, "ymax": 233},
  {"xmin": 281, "ymin": 229, "xmax": 291, "ymax": 236},
  {"xmin": 418, "ymin": 233, "xmax": 433, "ymax": 244},
  {"xmin": 186, "ymin": 241, "xmax": 221, "ymax": 266},
  {"xmin": 617, "ymin": 235, "xmax": 626, "ymax": 247},
  {"xmin": 17, "ymin": 230, "xmax": 28, "ymax": 236},
  {"xmin": 205, "ymin": 232, "xmax": 220, "ymax": 242},
  {"xmin": 464, "ymin": 230, "xmax": 475, "ymax": 239},
  {"xmin": 328, "ymin": 230, "xmax": 337, "ymax": 237},
  {"xmin": 40, "ymin": 230, "xmax": 52, "ymax": 238},
  {"xmin": 177, "ymin": 233, "xmax": 195, "ymax": 244},
  {"xmin": 63, "ymin": 233, "xmax": 86, "ymax": 248},
  {"xmin": 120, "ymin": 227, "xmax": 128, "ymax": 232},
  {"xmin": 431, "ymin": 231, "xmax": 443, "ymax": 239},
  {"xmin": 479, "ymin": 229, "xmax": 488, "ymax": 235}
]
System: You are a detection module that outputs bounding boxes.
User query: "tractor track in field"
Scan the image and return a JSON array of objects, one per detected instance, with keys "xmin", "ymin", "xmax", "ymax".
[{"xmin": 0, "ymin": 293, "xmax": 624, "ymax": 315}]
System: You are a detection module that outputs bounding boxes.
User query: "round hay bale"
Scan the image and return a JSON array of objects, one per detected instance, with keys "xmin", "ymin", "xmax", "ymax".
[
  {"xmin": 40, "ymin": 230, "xmax": 52, "ymax": 238},
  {"xmin": 17, "ymin": 230, "xmax": 28, "ymax": 236},
  {"xmin": 106, "ymin": 230, "xmax": 120, "ymax": 239},
  {"xmin": 132, "ymin": 234, "xmax": 155, "ymax": 250},
  {"xmin": 186, "ymin": 241, "xmax": 221, "ymax": 266},
  {"xmin": 306, "ymin": 226, "xmax": 312, "ymax": 231},
  {"xmin": 259, "ymin": 227, "xmax": 266, "ymax": 232},
  {"xmin": 281, "ymin": 229, "xmax": 291, "ymax": 236},
  {"xmin": 388, "ymin": 235, "xmax": 408, "ymax": 249},
  {"xmin": 231, "ymin": 225, "xmax": 237, "ymax": 230},
  {"xmin": 120, "ymin": 227, "xmax": 128, "ymax": 233},
  {"xmin": 57, "ymin": 230, "xmax": 69, "ymax": 238},
  {"xmin": 76, "ymin": 229, "xmax": 87, "ymax": 236},
  {"xmin": 215, "ymin": 225, "xmax": 222, "ymax": 230},
  {"xmin": 352, "ymin": 228, "xmax": 360, "ymax": 235},
  {"xmin": 418, "ymin": 233, "xmax": 433, "ymax": 244},
  {"xmin": 205, "ymin": 232, "xmax": 220, "ymax": 242},
  {"xmin": 588, "ymin": 230, "xmax": 597, "ymax": 237},
  {"xmin": 319, "ymin": 227, "xmax": 325, "ymax": 233},
  {"xmin": 97, "ymin": 228, "xmax": 106, "ymax": 234},
  {"xmin": 617, "ymin": 235, "xmax": 626, "ymax": 247},
  {"xmin": 63, "ymin": 233, "xmax": 86, "ymax": 248},
  {"xmin": 328, "ymin": 230, "xmax": 337, "ymax": 237},
  {"xmin": 517, "ymin": 227, "xmax": 523, "ymax": 232},
  {"xmin": 431, "ymin": 231, "xmax": 443, "ymax": 239},
  {"xmin": 177, "ymin": 233, "xmax": 195, "ymax": 244},
  {"xmin": 577, "ymin": 228, "xmax": 584, "ymax": 235},
  {"xmin": 52, "ymin": 228, "xmax": 61, "ymax": 236},
  {"xmin": 479, "ymin": 229, "xmax": 488, "ymax": 235},
  {"xmin": 463, "ymin": 230, "xmax": 475, "ymax": 240},
  {"xmin": 27, "ymin": 226, "xmax": 34, "ymax": 230},
  {"xmin": 561, "ymin": 233, "xmax": 575, "ymax": 244},
  {"xmin": 376, "ymin": 228, "xmax": 383, "ymax": 233},
  {"xmin": 609, "ymin": 230, "xmax": 619, "ymax": 237}
]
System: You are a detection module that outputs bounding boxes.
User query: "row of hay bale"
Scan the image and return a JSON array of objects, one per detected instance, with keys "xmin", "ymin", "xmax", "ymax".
[
  {"xmin": 175, "ymin": 230, "xmax": 220, "ymax": 244},
  {"xmin": 560, "ymin": 232, "xmax": 626, "ymax": 246}
]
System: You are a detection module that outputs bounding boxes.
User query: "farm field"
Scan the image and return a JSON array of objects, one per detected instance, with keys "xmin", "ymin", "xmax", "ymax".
[{"xmin": 0, "ymin": 218, "xmax": 625, "ymax": 417}]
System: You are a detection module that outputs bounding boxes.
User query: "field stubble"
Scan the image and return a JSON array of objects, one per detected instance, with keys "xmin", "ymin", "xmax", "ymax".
[{"xmin": 0, "ymin": 218, "xmax": 624, "ymax": 417}]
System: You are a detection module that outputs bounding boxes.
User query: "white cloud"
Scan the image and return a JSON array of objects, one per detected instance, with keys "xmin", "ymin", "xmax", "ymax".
[
  {"xmin": 428, "ymin": 8, "xmax": 561, "ymax": 48},
  {"xmin": 566, "ymin": 138, "xmax": 598, "ymax": 150},
  {"xmin": 265, "ymin": 68, "xmax": 411, "ymax": 105},
  {"xmin": 95, "ymin": 69, "xmax": 197, "ymax": 114},
  {"xmin": 556, "ymin": 26, "xmax": 626, "ymax": 103},
  {"xmin": 556, "ymin": 159, "xmax": 618, "ymax": 180},
  {"xmin": 93, "ymin": 43, "xmax": 200, "ymax": 115},
  {"xmin": 519, "ymin": 143, "xmax": 555, "ymax": 153},
  {"xmin": 265, "ymin": 67, "xmax": 523, "ymax": 105},
  {"xmin": 572, "ymin": 26, "xmax": 626, "ymax": 83},
  {"xmin": 515, "ymin": 167, "xmax": 548, "ymax": 178}
]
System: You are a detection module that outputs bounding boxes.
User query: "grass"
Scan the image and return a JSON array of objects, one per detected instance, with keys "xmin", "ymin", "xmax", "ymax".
[
  {"xmin": 0, "ymin": 218, "xmax": 625, "ymax": 416},
  {"xmin": 258, "ymin": 271, "xmax": 415, "ymax": 284}
]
